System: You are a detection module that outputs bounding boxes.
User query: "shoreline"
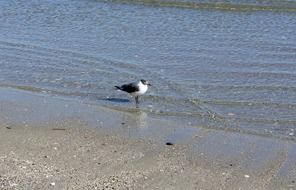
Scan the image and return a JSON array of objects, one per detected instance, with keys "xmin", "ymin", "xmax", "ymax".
[{"xmin": 0, "ymin": 87, "xmax": 295, "ymax": 189}]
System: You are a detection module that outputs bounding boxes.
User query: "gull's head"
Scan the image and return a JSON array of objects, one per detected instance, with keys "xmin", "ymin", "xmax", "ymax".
[{"xmin": 140, "ymin": 79, "xmax": 151, "ymax": 86}]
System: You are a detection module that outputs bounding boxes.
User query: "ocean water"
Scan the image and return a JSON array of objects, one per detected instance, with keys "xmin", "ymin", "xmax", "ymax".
[{"xmin": 0, "ymin": 0, "xmax": 296, "ymax": 140}]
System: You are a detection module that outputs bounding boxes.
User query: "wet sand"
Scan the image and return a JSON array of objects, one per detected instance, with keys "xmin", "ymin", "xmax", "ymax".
[{"xmin": 0, "ymin": 88, "xmax": 295, "ymax": 189}]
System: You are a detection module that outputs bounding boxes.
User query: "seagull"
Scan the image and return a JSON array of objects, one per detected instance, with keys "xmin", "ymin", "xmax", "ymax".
[{"xmin": 115, "ymin": 79, "xmax": 151, "ymax": 104}]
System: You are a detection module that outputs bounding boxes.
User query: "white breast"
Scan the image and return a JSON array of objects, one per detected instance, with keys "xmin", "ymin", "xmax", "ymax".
[{"xmin": 132, "ymin": 82, "xmax": 148, "ymax": 96}]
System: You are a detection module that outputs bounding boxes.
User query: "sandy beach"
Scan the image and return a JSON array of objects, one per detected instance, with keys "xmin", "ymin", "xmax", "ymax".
[{"xmin": 0, "ymin": 88, "xmax": 295, "ymax": 190}]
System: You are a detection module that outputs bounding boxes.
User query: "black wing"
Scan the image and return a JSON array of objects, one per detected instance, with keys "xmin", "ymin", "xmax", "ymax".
[{"xmin": 119, "ymin": 82, "xmax": 139, "ymax": 93}]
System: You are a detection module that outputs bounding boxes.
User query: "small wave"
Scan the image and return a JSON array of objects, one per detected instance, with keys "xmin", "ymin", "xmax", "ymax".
[
  {"xmin": 198, "ymin": 84, "xmax": 296, "ymax": 93},
  {"xmin": 0, "ymin": 40, "xmax": 132, "ymax": 70},
  {"xmin": 102, "ymin": 102, "xmax": 296, "ymax": 142},
  {"xmin": 104, "ymin": 0, "xmax": 296, "ymax": 12},
  {"xmin": 0, "ymin": 84, "xmax": 45, "ymax": 93},
  {"xmin": 0, "ymin": 84, "xmax": 102, "ymax": 99},
  {"xmin": 202, "ymin": 99, "xmax": 296, "ymax": 109}
]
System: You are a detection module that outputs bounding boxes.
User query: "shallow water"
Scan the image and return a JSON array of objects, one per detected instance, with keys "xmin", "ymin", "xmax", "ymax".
[{"xmin": 0, "ymin": 0, "xmax": 296, "ymax": 140}]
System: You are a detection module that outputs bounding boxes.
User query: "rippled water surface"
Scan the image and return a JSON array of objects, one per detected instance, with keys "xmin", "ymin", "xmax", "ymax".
[{"xmin": 0, "ymin": 0, "xmax": 296, "ymax": 140}]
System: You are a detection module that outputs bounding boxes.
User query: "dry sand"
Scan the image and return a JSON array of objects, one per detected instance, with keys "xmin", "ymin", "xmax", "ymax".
[{"xmin": 0, "ymin": 88, "xmax": 295, "ymax": 190}]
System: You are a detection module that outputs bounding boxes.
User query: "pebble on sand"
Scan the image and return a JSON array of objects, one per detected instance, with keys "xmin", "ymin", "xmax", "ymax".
[{"xmin": 166, "ymin": 142, "xmax": 174, "ymax": 146}]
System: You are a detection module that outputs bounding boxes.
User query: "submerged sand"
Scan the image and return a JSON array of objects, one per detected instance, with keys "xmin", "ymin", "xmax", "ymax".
[{"xmin": 0, "ymin": 88, "xmax": 295, "ymax": 190}]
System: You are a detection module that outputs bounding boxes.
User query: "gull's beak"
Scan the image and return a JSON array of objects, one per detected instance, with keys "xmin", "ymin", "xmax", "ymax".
[{"xmin": 147, "ymin": 83, "xmax": 151, "ymax": 86}]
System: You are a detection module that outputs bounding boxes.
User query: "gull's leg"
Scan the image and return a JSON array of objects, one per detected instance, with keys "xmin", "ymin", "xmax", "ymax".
[{"xmin": 135, "ymin": 96, "xmax": 139, "ymax": 104}]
